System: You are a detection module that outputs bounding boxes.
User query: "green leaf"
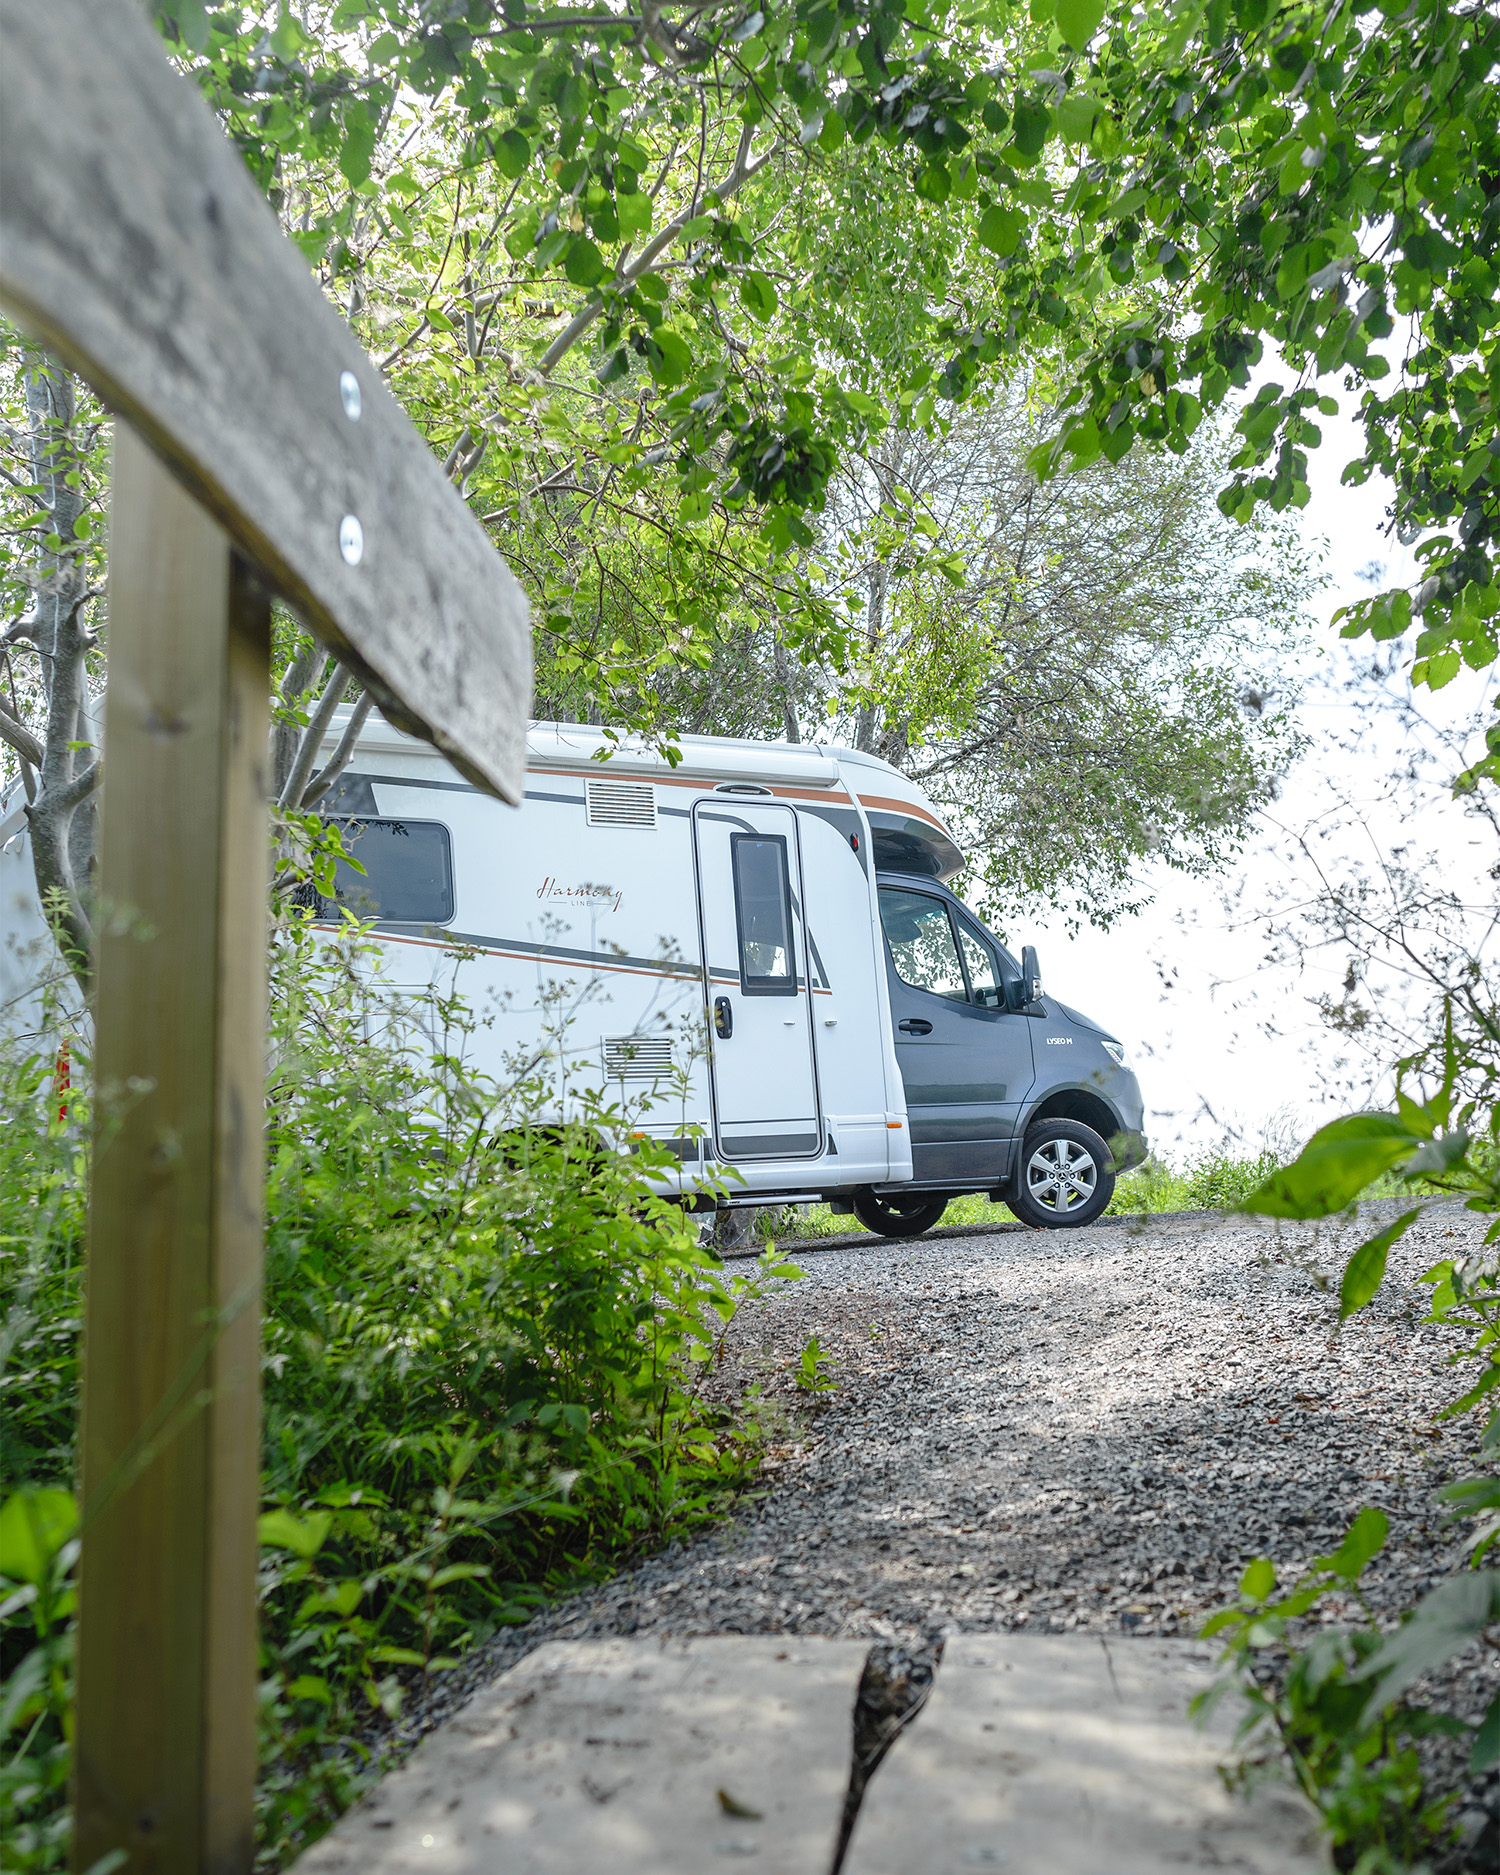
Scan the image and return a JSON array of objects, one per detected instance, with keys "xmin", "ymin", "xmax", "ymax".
[
  {"xmin": 1240, "ymin": 1112, "xmax": 1419, "ymax": 1218},
  {"xmin": 1053, "ymin": 94, "xmax": 1100, "ymax": 143},
  {"xmin": 494, "ymin": 129, "xmax": 530, "ymax": 179},
  {"xmin": 1012, "ymin": 100, "xmax": 1051, "ymax": 160},
  {"xmin": 739, "ymin": 271, "xmax": 778, "ymax": 321},
  {"xmin": 0, "ymin": 1488, "xmax": 78, "ymax": 1586},
  {"xmin": 1055, "ymin": 0, "xmax": 1107, "ymax": 47},
  {"xmin": 1339, "ymin": 1209, "xmax": 1421, "ymax": 1318},
  {"xmin": 297, "ymin": 1577, "xmax": 363, "ymax": 1619},
  {"xmin": 1323, "ymin": 1506, "xmax": 1389, "ymax": 1581},
  {"xmin": 1473, "ymin": 1689, "xmax": 1500, "ymax": 1773},
  {"xmin": 617, "ymin": 192, "xmax": 652, "ymax": 238},
  {"xmin": 286, "ymin": 1675, "xmax": 333, "ymax": 1705},
  {"xmin": 977, "ymin": 205, "xmax": 1024, "ymax": 255},
  {"xmin": 915, "ymin": 163, "xmax": 952, "ymax": 204},
  {"xmin": 339, "ymin": 112, "xmax": 377, "ymax": 188},
  {"xmin": 646, "ymin": 327, "xmax": 693, "ymax": 387},
  {"xmin": 564, "ymin": 237, "xmax": 607, "ymax": 289},
  {"xmin": 167, "ymin": 0, "xmax": 211, "ymax": 55},
  {"xmin": 257, "ymin": 1508, "xmax": 333, "ymax": 1560},
  {"xmin": 1239, "ymin": 1556, "xmax": 1275, "ymax": 1601},
  {"xmin": 1354, "ymin": 1571, "xmax": 1500, "ymax": 1709}
]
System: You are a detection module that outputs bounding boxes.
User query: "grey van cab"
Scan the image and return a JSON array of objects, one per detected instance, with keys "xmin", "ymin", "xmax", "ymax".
[{"xmin": 841, "ymin": 872, "xmax": 1147, "ymax": 1239}]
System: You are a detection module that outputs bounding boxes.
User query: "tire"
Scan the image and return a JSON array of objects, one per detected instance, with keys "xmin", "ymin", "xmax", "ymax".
[
  {"xmin": 1008, "ymin": 1119, "xmax": 1115, "ymax": 1228},
  {"xmin": 852, "ymin": 1189, "xmax": 950, "ymax": 1239}
]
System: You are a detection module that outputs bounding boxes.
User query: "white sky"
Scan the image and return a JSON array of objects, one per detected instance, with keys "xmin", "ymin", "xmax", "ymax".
[{"xmin": 1012, "ymin": 385, "xmax": 1497, "ymax": 1164}]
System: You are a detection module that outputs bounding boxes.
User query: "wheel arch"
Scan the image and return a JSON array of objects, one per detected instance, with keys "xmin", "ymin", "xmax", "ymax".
[{"xmin": 1022, "ymin": 1086, "xmax": 1121, "ymax": 1146}]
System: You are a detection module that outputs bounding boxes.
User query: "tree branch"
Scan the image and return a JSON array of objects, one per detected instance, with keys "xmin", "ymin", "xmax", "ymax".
[
  {"xmin": 278, "ymin": 660, "xmax": 349, "ymax": 810},
  {"xmin": 538, "ymin": 121, "xmax": 771, "ymax": 375},
  {"xmin": 0, "ymin": 693, "xmax": 44, "ymax": 769},
  {"xmin": 302, "ymin": 691, "xmax": 375, "ymax": 808}
]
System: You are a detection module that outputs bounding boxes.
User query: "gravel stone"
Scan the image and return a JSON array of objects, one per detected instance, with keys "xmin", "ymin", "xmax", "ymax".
[{"xmin": 383, "ymin": 1201, "xmax": 1500, "ymax": 1865}]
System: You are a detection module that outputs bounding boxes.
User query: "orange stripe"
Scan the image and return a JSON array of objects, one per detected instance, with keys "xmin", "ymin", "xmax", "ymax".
[
  {"xmin": 526, "ymin": 761, "xmax": 850, "ymax": 806},
  {"xmin": 849, "ymin": 790, "xmax": 956, "ymax": 838},
  {"xmin": 327, "ymin": 926, "xmax": 833, "ymax": 992}
]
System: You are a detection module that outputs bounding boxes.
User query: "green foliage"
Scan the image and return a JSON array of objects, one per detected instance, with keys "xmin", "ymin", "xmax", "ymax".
[
  {"xmin": 1217, "ymin": 1026, "xmax": 1500, "ymax": 1843},
  {"xmin": 0, "ymin": 926, "xmax": 793, "ymax": 1870},
  {"xmin": 1198, "ymin": 1508, "xmax": 1465, "ymax": 1869},
  {"xmin": 136, "ymin": 0, "xmax": 1500, "ymax": 744},
  {"xmin": 1242, "ymin": 1114, "xmax": 1438, "ymax": 1220},
  {"xmin": 793, "ymin": 1334, "xmax": 838, "ymax": 1395}
]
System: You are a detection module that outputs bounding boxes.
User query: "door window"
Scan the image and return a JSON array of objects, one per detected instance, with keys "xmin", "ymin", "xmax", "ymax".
[
  {"xmin": 957, "ymin": 923, "xmax": 1004, "ymax": 1009},
  {"xmin": 731, "ymin": 833, "xmax": 797, "ymax": 995},
  {"xmin": 878, "ymin": 888, "xmax": 967, "ymax": 1001}
]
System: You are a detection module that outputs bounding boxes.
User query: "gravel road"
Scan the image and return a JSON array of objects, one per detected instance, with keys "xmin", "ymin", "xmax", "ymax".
[{"xmin": 400, "ymin": 1202, "xmax": 1500, "ymax": 1861}]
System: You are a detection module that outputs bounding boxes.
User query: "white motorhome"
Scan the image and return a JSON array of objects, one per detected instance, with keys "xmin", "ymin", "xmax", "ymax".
[{"xmin": 0, "ymin": 714, "xmax": 1146, "ymax": 1235}]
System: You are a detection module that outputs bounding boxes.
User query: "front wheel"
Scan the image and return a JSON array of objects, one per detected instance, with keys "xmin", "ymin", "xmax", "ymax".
[
  {"xmin": 1008, "ymin": 1120, "xmax": 1115, "ymax": 1228},
  {"xmin": 852, "ymin": 1189, "xmax": 950, "ymax": 1239}
]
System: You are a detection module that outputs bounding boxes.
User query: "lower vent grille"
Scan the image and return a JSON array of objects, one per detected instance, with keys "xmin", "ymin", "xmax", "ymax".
[{"xmin": 602, "ymin": 1035, "xmax": 674, "ymax": 1081}]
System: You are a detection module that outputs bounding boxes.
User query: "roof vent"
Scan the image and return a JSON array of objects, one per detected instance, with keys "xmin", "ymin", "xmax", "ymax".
[
  {"xmin": 602, "ymin": 1034, "xmax": 674, "ymax": 1081},
  {"xmin": 585, "ymin": 777, "xmax": 657, "ymax": 828}
]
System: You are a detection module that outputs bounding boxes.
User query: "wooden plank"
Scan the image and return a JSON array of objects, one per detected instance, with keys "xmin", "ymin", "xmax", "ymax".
[
  {"xmin": 843, "ymin": 1635, "xmax": 1329, "ymax": 1874},
  {"xmin": 291, "ymin": 1637, "xmax": 870, "ymax": 1875},
  {"xmin": 0, "ymin": 0, "xmax": 530, "ymax": 803},
  {"xmin": 73, "ymin": 427, "xmax": 271, "ymax": 1875}
]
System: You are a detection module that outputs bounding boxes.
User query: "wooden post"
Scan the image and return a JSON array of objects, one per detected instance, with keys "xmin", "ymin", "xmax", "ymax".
[{"xmin": 74, "ymin": 426, "xmax": 271, "ymax": 1875}]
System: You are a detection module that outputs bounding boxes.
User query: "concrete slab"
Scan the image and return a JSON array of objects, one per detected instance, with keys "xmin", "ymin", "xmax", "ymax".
[
  {"xmin": 293, "ymin": 1636, "xmax": 868, "ymax": 1875},
  {"xmin": 843, "ymin": 1634, "xmax": 1329, "ymax": 1875}
]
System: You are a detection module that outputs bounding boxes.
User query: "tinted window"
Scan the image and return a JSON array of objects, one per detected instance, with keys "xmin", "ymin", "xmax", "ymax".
[
  {"xmin": 958, "ymin": 922, "xmax": 1004, "ymax": 1009},
  {"xmin": 732, "ymin": 833, "xmax": 797, "ymax": 995},
  {"xmin": 322, "ymin": 818, "xmax": 454, "ymax": 924},
  {"xmin": 878, "ymin": 888, "xmax": 966, "ymax": 1001}
]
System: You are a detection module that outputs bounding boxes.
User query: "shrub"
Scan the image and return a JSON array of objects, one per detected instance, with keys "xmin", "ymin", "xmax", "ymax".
[{"xmin": 1, "ymin": 921, "xmax": 792, "ymax": 1869}]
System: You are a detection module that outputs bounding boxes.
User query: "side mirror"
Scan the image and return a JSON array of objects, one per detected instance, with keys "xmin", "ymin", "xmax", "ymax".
[{"xmin": 1021, "ymin": 944, "xmax": 1043, "ymax": 1008}]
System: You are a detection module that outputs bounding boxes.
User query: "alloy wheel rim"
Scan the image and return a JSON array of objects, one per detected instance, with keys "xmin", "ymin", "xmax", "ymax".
[{"xmin": 1025, "ymin": 1139, "xmax": 1097, "ymax": 1212}]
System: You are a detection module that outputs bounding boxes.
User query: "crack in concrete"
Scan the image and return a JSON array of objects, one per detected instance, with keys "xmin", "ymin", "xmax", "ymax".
[{"xmin": 829, "ymin": 1636, "xmax": 944, "ymax": 1875}]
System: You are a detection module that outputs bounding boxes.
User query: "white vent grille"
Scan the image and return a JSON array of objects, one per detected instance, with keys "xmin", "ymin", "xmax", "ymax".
[
  {"xmin": 585, "ymin": 778, "xmax": 657, "ymax": 828},
  {"xmin": 602, "ymin": 1035, "xmax": 674, "ymax": 1081}
]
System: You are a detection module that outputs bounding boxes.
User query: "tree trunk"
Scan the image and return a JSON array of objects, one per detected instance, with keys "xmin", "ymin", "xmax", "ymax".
[
  {"xmin": 0, "ymin": 365, "xmax": 371, "ymax": 985},
  {"xmin": 772, "ymin": 620, "xmax": 800, "ymax": 743},
  {"xmin": 854, "ymin": 560, "xmax": 887, "ymax": 755},
  {"xmin": 16, "ymin": 363, "xmax": 100, "ymax": 988}
]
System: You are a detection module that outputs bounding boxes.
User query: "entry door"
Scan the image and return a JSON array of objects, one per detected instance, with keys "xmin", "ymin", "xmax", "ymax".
[
  {"xmin": 877, "ymin": 885, "xmax": 1036, "ymax": 1183},
  {"xmin": 693, "ymin": 800, "xmax": 821, "ymax": 1160}
]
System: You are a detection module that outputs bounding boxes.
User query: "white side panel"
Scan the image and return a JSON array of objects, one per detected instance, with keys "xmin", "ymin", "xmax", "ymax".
[{"xmin": 356, "ymin": 772, "xmax": 712, "ymax": 1170}]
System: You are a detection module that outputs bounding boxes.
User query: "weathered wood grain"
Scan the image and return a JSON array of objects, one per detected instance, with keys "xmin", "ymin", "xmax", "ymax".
[
  {"xmin": 75, "ymin": 430, "xmax": 269, "ymax": 1875},
  {"xmin": 0, "ymin": 0, "xmax": 530, "ymax": 802}
]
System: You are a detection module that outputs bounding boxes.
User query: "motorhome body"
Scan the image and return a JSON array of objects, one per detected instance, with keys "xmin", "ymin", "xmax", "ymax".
[
  {"xmin": 305, "ymin": 714, "xmax": 1145, "ymax": 1233},
  {"xmin": 0, "ymin": 715, "xmax": 1147, "ymax": 1233}
]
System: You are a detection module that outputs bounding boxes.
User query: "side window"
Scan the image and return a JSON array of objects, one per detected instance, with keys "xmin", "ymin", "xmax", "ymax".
[
  {"xmin": 878, "ymin": 888, "xmax": 967, "ymax": 1002},
  {"xmin": 322, "ymin": 818, "xmax": 454, "ymax": 924},
  {"xmin": 731, "ymin": 833, "xmax": 797, "ymax": 995},
  {"xmin": 957, "ymin": 923, "xmax": 1004, "ymax": 1009}
]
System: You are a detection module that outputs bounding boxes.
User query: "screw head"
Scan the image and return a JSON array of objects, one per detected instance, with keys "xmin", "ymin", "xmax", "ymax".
[
  {"xmin": 339, "ymin": 514, "xmax": 364, "ymax": 565},
  {"xmin": 339, "ymin": 370, "xmax": 362, "ymax": 420}
]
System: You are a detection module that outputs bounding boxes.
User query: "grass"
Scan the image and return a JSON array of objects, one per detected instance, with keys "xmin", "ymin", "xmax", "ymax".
[{"xmin": 762, "ymin": 1148, "xmax": 1283, "ymax": 1243}]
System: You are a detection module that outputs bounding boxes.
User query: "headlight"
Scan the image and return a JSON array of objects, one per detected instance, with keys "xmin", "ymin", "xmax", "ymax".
[{"xmin": 1102, "ymin": 1039, "xmax": 1128, "ymax": 1067}]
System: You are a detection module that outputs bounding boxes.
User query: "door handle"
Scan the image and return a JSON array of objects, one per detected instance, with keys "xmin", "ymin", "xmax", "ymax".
[
  {"xmin": 714, "ymin": 996, "xmax": 734, "ymax": 1039},
  {"xmin": 898, "ymin": 1018, "xmax": 932, "ymax": 1035}
]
